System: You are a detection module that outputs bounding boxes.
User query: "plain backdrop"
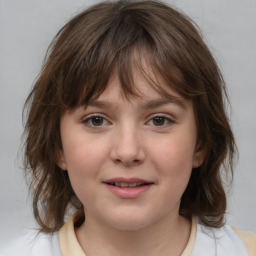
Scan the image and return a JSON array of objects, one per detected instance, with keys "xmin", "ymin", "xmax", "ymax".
[{"xmin": 0, "ymin": 0, "xmax": 256, "ymax": 248}]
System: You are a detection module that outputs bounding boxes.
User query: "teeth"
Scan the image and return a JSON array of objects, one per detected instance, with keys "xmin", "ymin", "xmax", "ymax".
[{"xmin": 114, "ymin": 182, "xmax": 144, "ymax": 188}]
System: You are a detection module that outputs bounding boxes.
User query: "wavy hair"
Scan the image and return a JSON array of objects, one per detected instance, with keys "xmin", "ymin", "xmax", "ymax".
[{"xmin": 23, "ymin": 0, "xmax": 235, "ymax": 233}]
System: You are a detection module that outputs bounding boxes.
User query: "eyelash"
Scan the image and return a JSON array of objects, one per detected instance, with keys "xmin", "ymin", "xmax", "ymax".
[
  {"xmin": 82, "ymin": 114, "xmax": 174, "ymax": 128},
  {"xmin": 82, "ymin": 115, "xmax": 111, "ymax": 127},
  {"xmin": 147, "ymin": 115, "xmax": 174, "ymax": 127}
]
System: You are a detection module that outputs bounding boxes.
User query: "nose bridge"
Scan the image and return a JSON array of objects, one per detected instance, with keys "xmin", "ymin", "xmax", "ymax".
[{"xmin": 110, "ymin": 120, "xmax": 145, "ymax": 165}]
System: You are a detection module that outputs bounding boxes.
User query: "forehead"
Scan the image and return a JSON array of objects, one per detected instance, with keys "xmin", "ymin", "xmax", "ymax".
[
  {"xmin": 96, "ymin": 50, "xmax": 185, "ymax": 99},
  {"xmin": 65, "ymin": 48, "xmax": 191, "ymax": 109},
  {"xmin": 88, "ymin": 70, "xmax": 189, "ymax": 111}
]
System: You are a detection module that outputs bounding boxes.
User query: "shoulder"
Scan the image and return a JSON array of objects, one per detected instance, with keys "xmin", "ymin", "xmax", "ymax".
[
  {"xmin": 192, "ymin": 221, "xmax": 255, "ymax": 256},
  {"xmin": 232, "ymin": 227, "xmax": 256, "ymax": 256},
  {"xmin": 0, "ymin": 230, "xmax": 61, "ymax": 256}
]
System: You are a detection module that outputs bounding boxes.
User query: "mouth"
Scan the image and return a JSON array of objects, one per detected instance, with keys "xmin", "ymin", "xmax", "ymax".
[
  {"xmin": 103, "ymin": 178, "xmax": 154, "ymax": 188},
  {"xmin": 103, "ymin": 178, "xmax": 154, "ymax": 198},
  {"xmin": 105, "ymin": 182, "xmax": 152, "ymax": 188}
]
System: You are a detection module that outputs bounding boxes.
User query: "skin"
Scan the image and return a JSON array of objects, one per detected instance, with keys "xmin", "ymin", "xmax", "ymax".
[{"xmin": 58, "ymin": 71, "xmax": 204, "ymax": 256}]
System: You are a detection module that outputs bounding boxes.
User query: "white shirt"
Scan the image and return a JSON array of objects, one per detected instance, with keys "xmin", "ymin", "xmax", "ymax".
[{"xmin": 1, "ymin": 216, "xmax": 255, "ymax": 256}]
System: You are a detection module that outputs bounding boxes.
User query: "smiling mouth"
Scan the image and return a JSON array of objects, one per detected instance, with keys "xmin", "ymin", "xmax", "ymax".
[
  {"xmin": 106, "ymin": 182, "xmax": 151, "ymax": 188},
  {"xmin": 103, "ymin": 178, "xmax": 153, "ymax": 198},
  {"xmin": 104, "ymin": 177, "xmax": 154, "ymax": 188}
]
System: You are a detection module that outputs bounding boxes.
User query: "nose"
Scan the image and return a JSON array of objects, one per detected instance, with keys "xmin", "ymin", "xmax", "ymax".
[{"xmin": 110, "ymin": 124, "xmax": 145, "ymax": 166}]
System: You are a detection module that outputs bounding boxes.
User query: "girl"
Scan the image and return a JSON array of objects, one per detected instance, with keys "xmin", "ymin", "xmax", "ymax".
[{"xmin": 1, "ymin": 0, "xmax": 255, "ymax": 255}]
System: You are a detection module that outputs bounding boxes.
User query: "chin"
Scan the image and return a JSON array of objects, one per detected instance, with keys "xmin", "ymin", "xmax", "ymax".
[
  {"xmin": 102, "ymin": 211, "xmax": 156, "ymax": 231},
  {"xmin": 109, "ymin": 220, "xmax": 151, "ymax": 231}
]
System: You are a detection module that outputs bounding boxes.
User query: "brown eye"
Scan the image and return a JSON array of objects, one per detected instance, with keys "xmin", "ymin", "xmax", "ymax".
[
  {"xmin": 83, "ymin": 115, "xmax": 108, "ymax": 127},
  {"xmin": 91, "ymin": 116, "xmax": 104, "ymax": 126},
  {"xmin": 152, "ymin": 117, "xmax": 165, "ymax": 126},
  {"xmin": 148, "ymin": 116, "xmax": 173, "ymax": 127}
]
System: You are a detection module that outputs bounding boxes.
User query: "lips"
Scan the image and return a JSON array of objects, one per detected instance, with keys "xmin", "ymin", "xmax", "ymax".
[
  {"xmin": 108, "ymin": 182, "xmax": 149, "ymax": 188},
  {"xmin": 103, "ymin": 178, "xmax": 154, "ymax": 198},
  {"xmin": 103, "ymin": 178, "xmax": 153, "ymax": 187}
]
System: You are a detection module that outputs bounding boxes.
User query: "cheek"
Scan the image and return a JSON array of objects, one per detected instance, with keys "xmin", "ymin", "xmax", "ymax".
[
  {"xmin": 62, "ymin": 133, "xmax": 110, "ymax": 175},
  {"xmin": 151, "ymin": 136, "xmax": 196, "ymax": 175},
  {"xmin": 155, "ymin": 139, "xmax": 195, "ymax": 198},
  {"xmin": 63, "ymin": 139, "xmax": 109, "ymax": 203}
]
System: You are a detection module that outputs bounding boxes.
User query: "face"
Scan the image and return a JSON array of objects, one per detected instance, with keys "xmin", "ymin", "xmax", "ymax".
[{"xmin": 58, "ymin": 72, "xmax": 204, "ymax": 231}]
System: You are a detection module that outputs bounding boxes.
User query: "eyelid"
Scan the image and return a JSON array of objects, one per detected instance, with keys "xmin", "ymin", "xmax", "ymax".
[
  {"xmin": 82, "ymin": 113, "xmax": 112, "ymax": 127},
  {"xmin": 82, "ymin": 112, "xmax": 110, "ymax": 120},
  {"xmin": 147, "ymin": 113, "xmax": 175, "ymax": 121},
  {"xmin": 146, "ymin": 113, "xmax": 175, "ymax": 126}
]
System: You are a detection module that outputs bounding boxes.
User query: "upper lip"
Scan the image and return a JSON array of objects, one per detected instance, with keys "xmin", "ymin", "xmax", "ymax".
[{"xmin": 103, "ymin": 177, "xmax": 154, "ymax": 184}]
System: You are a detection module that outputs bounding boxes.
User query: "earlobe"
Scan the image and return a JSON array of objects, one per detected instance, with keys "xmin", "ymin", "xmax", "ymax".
[
  {"xmin": 57, "ymin": 151, "xmax": 67, "ymax": 170},
  {"xmin": 192, "ymin": 152, "xmax": 203, "ymax": 168},
  {"xmin": 192, "ymin": 144, "xmax": 205, "ymax": 168}
]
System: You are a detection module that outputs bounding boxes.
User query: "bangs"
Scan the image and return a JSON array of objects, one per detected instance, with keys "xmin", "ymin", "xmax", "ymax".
[
  {"xmin": 25, "ymin": 1, "xmax": 234, "ymax": 233},
  {"xmin": 45, "ymin": 1, "xmax": 207, "ymax": 110},
  {"xmin": 53, "ymin": 34, "xmax": 187, "ymax": 109}
]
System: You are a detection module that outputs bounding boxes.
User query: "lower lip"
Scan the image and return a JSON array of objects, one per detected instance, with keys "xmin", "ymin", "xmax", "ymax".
[{"xmin": 104, "ymin": 183, "xmax": 153, "ymax": 198}]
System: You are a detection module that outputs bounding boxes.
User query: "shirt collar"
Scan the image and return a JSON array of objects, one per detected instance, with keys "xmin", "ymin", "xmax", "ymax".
[{"xmin": 59, "ymin": 213, "xmax": 196, "ymax": 256}]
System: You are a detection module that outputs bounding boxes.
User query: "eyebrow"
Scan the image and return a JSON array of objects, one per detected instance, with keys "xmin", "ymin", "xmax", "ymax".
[
  {"xmin": 87, "ymin": 100, "xmax": 112, "ymax": 109},
  {"xmin": 87, "ymin": 97, "xmax": 186, "ymax": 110},
  {"xmin": 140, "ymin": 98, "xmax": 186, "ymax": 110}
]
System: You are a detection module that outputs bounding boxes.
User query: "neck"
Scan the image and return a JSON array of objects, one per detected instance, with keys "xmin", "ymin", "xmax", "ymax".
[{"xmin": 76, "ymin": 212, "xmax": 191, "ymax": 256}]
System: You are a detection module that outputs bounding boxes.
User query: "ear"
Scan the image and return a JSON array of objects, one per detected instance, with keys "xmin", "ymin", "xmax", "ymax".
[
  {"xmin": 56, "ymin": 150, "xmax": 67, "ymax": 170},
  {"xmin": 192, "ymin": 143, "xmax": 206, "ymax": 168}
]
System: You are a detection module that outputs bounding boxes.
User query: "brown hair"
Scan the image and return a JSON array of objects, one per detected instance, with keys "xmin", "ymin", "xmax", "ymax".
[{"xmin": 23, "ymin": 0, "xmax": 235, "ymax": 233}]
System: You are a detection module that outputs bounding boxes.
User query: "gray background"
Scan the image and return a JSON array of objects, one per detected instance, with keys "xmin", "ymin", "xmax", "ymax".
[{"xmin": 0, "ymin": 0, "xmax": 255, "ymax": 247}]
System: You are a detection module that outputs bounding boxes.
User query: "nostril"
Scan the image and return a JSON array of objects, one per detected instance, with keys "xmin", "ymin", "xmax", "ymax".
[
  {"xmin": 114, "ymin": 158, "xmax": 142, "ymax": 166},
  {"xmin": 110, "ymin": 139, "xmax": 145, "ymax": 165}
]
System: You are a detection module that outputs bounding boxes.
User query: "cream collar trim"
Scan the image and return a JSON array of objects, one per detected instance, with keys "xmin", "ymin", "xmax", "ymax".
[
  {"xmin": 59, "ymin": 214, "xmax": 85, "ymax": 256},
  {"xmin": 59, "ymin": 214, "xmax": 196, "ymax": 256}
]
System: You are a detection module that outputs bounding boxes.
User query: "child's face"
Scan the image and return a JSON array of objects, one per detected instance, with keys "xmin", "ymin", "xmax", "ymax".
[{"xmin": 58, "ymin": 70, "xmax": 204, "ymax": 231}]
